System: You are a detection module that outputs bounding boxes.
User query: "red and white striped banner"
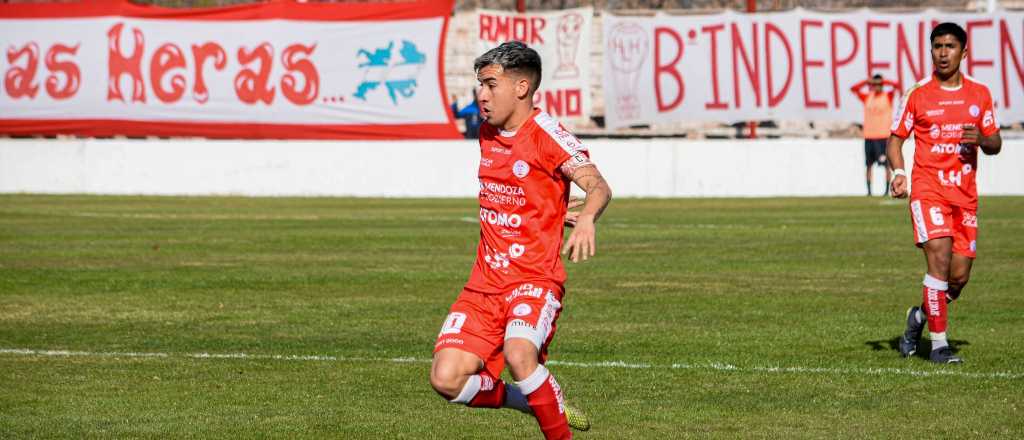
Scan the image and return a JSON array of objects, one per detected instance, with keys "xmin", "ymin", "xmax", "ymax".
[{"xmin": 0, "ymin": 0, "xmax": 459, "ymax": 139}]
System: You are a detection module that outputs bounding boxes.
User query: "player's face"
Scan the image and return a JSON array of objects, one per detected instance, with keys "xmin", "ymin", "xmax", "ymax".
[
  {"xmin": 476, "ymin": 64, "xmax": 522, "ymax": 129},
  {"xmin": 870, "ymin": 79, "xmax": 882, "ymax": 92},
  {"xmin": 931, "ymin": 34, "xmax": 966, "ymax": 78}
]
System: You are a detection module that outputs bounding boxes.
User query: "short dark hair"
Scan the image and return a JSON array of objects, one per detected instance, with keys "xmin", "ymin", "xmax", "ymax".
[
  {"xmin": 931, "ymin": 22, "xmax": 967, "ymax": 47},
  {"xmin": 871, "ymin": 74, "xmax": 883, "ymax": 81},
  {"xmin": 474, "ymin": 41, "xmax": 542, "ymax": 94}
]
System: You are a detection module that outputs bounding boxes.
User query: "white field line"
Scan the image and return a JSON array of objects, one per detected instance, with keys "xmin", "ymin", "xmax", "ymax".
[{"xmin": 1, "ymin": 348, "xmax": 1020, "ymax": 380}]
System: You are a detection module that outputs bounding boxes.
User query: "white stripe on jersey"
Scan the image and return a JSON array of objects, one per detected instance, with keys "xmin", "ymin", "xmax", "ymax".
[
  {"xmin": 891, "ymin": 76, "xmax": 932, "ymax": 133},
  {"xmin": 533, "ymin": 111, "xmax": 587, "ymax": 156},
  {"xmin": 910, "ymin": 200, "xmax": 929, "ymax": 244}
]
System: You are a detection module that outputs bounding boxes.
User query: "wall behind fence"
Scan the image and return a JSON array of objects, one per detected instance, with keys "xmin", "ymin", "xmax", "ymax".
[{"xmin": 1, "ymin": 138, "xmax": 1021, "ymax": 197}]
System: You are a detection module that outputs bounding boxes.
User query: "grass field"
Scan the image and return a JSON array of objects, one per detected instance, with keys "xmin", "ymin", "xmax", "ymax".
[{"xmin": 1, "ymin": 194, "xmax": 1022, "ymax": 439}]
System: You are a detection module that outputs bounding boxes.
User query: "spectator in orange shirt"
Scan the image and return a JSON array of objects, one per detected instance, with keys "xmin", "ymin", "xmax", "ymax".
[{"xmin": 851, "ymin": 74, "xmax": 899, "ymax": 196}]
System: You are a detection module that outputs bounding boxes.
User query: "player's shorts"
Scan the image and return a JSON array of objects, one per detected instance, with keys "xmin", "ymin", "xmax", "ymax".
[
  {"xmin": 864, "ymin": 138, "xmax": 887, "ymax": 166},
  {"xmin": 909, "ymin": 199, "xmax": 978, "ymax": 258},
  {"xmin": 434, "ymin": 281, "xmax": 563, "ymax": 379}
]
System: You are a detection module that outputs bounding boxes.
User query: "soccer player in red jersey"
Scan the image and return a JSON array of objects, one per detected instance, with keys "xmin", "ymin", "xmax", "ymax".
[
  {"xmin": 429, "ymin": 41, "xmax": 612, "ymax": 439},
  {"xmin": 888, "ymin": 23, "xmax": 1002, "ymax": 364}
]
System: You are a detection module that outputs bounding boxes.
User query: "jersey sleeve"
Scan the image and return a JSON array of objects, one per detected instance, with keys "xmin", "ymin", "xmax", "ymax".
[
  {"xmin": 535, "ymin": 119, "xmax": 589, "ymax": 177},
  {"xmin": 890, "ymin": 85, "xmax": 918, "ymax": 138},
  {"xmin": 979, "ymin": 88, "xmax": 1000, "ymax": 137}
]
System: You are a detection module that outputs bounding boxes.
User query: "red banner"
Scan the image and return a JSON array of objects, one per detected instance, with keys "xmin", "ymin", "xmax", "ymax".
[{"xmin": 0, "ymin": 0, "xmax": 460, "ymax": 139}]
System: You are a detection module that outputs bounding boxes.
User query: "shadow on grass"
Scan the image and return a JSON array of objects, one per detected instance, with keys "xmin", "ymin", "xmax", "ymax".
[{"xmin": 865, "ymin": 337, "xmax": 970, "ymax": 361}]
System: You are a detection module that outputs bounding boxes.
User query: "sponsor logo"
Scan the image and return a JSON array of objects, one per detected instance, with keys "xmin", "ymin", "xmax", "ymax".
[
  {"xmin": 929, "ymin": 124, "xmax": 940, "ymax": 139},
  {"xmin": 483, "ymin": 243, "xmax": 527, "ymax": 270},
  {"xmin": 549, "ymin": 375, "xmax": 566, "ymax": 414},
  {"xmin": 480, "ymin": 207, "xmax": 522, "ymax": 228},
  {"xmin": 962, "ymin": 212, "xmax": 978, "ymax": 228},
  {"xmin": 925, "ymin": 109, "xmax": 945, "ymax": 117},
  {"xmin": 929, "ymin": 143, "xmax": 959, "ymax": 154},
  {"xmin": 512, "ymin": 160, "xmax": 530, "ymax": 178},
  {"xmin": 508, "ymin": 319, "xmax": 532, "ymax": 329},
  {"xmin": 480, "ymin": 375, "xmax": 495, "ymax": 391},
  {"xmin": 480, "ymin": 179, "xmax": 527, "ymax": 207},
  {"xmin": 969, "ymin": 104, "xmax": 980, "ymax": 117},
  {"xmin": 490, "ymin": 146, "xmax": 512, "ymax": 155},
  {"xmin": 926, "ymin": 288, "xmax": 941, "ymax": 316},
  {"xmin": 513, "ymin": 303, "xmax": 532, "ymax": 317},
  {"xmin": 434, "ymin": 338, "xmax": 464, "ymax": 348},
  {"xmin": 938, "ymin": 100, "xmax": 965, "ymax": 106},
  {"xmin": 506, "ymin": 283, "xmax": 546, "ymax": 302},
  {"xmin": 937, "ymin": 169, "xmax": 963, "ymax": 187},
  {"xmin": 480, "ymin": 158, "xmax": 493, "ymax": 168}
]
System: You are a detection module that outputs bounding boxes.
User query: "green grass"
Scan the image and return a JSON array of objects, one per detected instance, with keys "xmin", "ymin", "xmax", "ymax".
[{"xmin": 1, "ymin": 195, "xmax": 1022, "ymax": 438}]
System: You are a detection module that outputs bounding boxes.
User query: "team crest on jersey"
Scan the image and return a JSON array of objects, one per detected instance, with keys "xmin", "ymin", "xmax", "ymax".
[
  {"xmin": 513, "ymin": 304, "xmax": 532, "ymax": 317},
  {"xmin": 969, "ymin": 105, "xmax": 980, "ymax": 117},
  {"xmin": 512, "ymin": 160, "xmax": 530, "ymax": 178}
]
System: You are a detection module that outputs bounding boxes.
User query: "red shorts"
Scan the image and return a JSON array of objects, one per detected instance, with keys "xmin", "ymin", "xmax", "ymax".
[
  {"xmin": 433, "ymin": 281, "xmax": 563, "ymax": 379},
  {"xmin": 909, "ymin": 199, "xmax": 978, "ymax": 258}
]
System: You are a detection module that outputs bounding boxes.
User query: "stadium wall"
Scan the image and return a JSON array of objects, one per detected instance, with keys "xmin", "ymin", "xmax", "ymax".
[{"xmin": 1, "ymin": 139, "xmax": 1021, "ymax": 197}]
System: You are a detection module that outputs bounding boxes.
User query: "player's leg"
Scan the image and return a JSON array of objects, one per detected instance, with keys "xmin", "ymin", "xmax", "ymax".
[
  {"xmin": 864, "ymin": 140, "xmax": 874, "ymax": 196},
  {"xmin": 947, "ymin": 255, "xmax": 973, "ymax": 303},
  {"xmin": 503, "ymin": 286, "xmax": 583, "ymax": 439},
  {"xmin": 947, "ymin": 206, "xmax": 978, "ymax": 304},
  {"xmin": 877, "ymin": 141, "xmax": 891, "ymax": 196},
  {"xmin": 431, "ymin": 292, "xmax": 519, "ymax": 409},
  {"xmin": 921, "ymin": 237, "xmax": 961, "ymax": 363}
]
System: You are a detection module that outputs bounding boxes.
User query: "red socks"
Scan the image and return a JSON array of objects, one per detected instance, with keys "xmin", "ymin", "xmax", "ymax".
[
  {"xmin": 923, "ymin": 274, "xmax": 950, "ymax": 341},
  {"xmin": 517, "ymin": 365, "xmax": 571, "ymax": 440}
]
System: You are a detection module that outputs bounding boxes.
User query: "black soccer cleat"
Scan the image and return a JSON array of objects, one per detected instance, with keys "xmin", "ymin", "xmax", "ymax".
[
  {"xmin": 899, "ymin": 306, "xmax": 925, "ymax": 358},
  {"xmin": 929, "ymin": 346, "xmax": 963, "ymax": 364}
]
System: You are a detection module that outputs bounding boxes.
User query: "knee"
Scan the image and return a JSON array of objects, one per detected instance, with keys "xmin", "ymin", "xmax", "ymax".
[
  {"xmin": 503, "ymin": 345, "xmax": 539, "ymax": 380},
  {"xmin": 429, "ymin": 361, "xmax": 468, "ymax": 400}
]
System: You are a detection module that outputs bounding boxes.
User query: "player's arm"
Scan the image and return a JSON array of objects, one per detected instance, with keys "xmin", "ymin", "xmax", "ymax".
[
  {"xmin": 961, "ymin": 125, "xmax": 1001, "ymax": 156},
  {"xmin": 849, "ymin": 79, "xmax": 869, "ymax": 101},
  {"xmin": 561, "ymin": 164, "xmax": 612, "ymax": 263},
  {"xmin": 887, "ymin": 134, "xmax": 909, "ymax": 198}
]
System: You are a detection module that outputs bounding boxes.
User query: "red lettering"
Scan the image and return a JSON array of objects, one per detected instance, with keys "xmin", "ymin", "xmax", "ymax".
[
  {"xmin": 654, "ymin": 27, "xmax": 684, "ymax": 112},
  {"xmin": 4, "ymin": 42, "xmax": 40, "ymax": 99},
  {"xmin": 731, "ymin": 22, "xmax": 761, "ymax": 108},
  {"xmin": 830, "ymin": 21, "xmax": 858, "ymax": 108},
  {"xmin": 564, "ymin": 89, "xmax": 581, "ymax": 116},
  {"xmin": 896, "ymin": 22, "xmax": 926, "ymax": 91},
  {"xmin": 479, "ymin": 14, "xmax": 493, "ymax": 40},
  {"xmin": 545, "ymin": 89, "xmax": 562, "ymax": 115},
  {"xmin": 150, "ymin": 43, "xmax": 187, "ymax": 103},
  {"xmin": 191, "ymin": 42, "xmax": 226, "ymax": 104},
  {"xmin": 866, "ymin": 21, "xmax": 891, "ymax": 77},
  {"xmin": 800, "ymin": 20, "xmax": 827, "ymax": 109},
  {"xmin": 966, "ymin": 20, "xmax": 995, "ymax": 78},
  {"xmin": 1000, "ymin": 19, "xmax": 1024, "ymax": 106},
  {"xmin": 765, "ymin": 22, "xmax": 793, "ymax": 108},
  {"xmin": 702, "ymin": 24, "xmax": 727, "ymax": 110},
  {"xmin": 107, "ymin": 23, "xmax": 145, "ymax": 103},
  {"xmin": 44, "ymin": 43, "xmax": 80, "ymax": 100},
  {"xmin": 531, "ymin": 17, "xmax": 546, "ymax": 45},
  {"xmin": 495, "ymin": 16, "xmax": 510, "ymax": 41},
  {"xmin": 541, "ymin": 89, "xmax": 581, "ymax": 117},
  {"xmin": 235, "ymin": 43, "xmax": 275, "ymax": 105},
  {"xmin": 281, "ymin": 43, "xmax": 319, "ymax": 106}
]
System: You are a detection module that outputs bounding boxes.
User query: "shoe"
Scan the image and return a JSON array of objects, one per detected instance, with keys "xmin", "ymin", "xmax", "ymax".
[
  {"xmin": 564, "ymin": 402, "xmax": 591, "ymax": 432},
  {"xmin": 899, "ymin": 306, "xmax": 924, "ymax": 358},
  {"xmin": 930, "ymin": 346, "xmax": 963, "ymax": 364}
]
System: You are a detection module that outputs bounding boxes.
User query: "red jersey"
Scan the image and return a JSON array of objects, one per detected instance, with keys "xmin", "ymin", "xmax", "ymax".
[
  {"xmin": 890, "ymin": 74, "xmax": 1000, "ymax": 209},
  {"xmin": 465, "ymin": 109, "xmax": 590, "ymax": 294}
]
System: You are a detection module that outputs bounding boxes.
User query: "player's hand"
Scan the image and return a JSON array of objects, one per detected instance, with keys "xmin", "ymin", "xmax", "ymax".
[
  {"xmin": 561, "ymin": 214, "xmax": 595, "ymax": 263},
  {"xmin": 890, "ymin": 175, "xmax": 908, "ymax": 199},
  {"xmin": 961, "ymin": 124, "xmax": 980, "ymax": 146},
  {"xmin": 564, "ymin": 197, "xmax": 584, "ymax": 227}
]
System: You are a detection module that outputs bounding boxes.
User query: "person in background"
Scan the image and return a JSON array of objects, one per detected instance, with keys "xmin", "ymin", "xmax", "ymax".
[{"xmin": 851, "ymin": 73, "xmax": 899, "ymax": 196}]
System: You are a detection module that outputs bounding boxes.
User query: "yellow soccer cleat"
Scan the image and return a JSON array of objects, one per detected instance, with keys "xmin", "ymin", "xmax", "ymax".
[{"xmin": 564, "ymin": 402, "xmax": 591, "ymax": 432}]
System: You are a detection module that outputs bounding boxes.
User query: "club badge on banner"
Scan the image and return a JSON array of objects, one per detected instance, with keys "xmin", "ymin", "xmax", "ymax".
[
  {"xmin": 603, "ymin": 9, "xmax": 1024, "ymax": 129},
  {"xmin": 477, "ymin": 7, "xmax": 592, "ymax": 123},
  {"xmin": 0, "ymin": 0, "xmax": 459, "ymax": 139}
]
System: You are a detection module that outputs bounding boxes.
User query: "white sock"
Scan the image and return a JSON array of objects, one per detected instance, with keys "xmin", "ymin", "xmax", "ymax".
[
  {"xmin": 450, "ymin": 375, "xmax": 481, "ymax": 404},
  {"xmin": 931, "ymin": 332, "xmax": 949, "ymax": 350}
]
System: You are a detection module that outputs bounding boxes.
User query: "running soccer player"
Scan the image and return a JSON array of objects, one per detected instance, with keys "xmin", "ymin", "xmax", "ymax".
[
  {"xmin": 888, "ymin": 22, "xmax": 1002, "ymax": 364},
  {"xmin": 429, "ymin": 41, "xmax": 612, "ymax": 439}
]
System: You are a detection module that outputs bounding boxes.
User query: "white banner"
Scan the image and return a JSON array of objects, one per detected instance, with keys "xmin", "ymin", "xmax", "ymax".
[
  {"xmin": 603, "ymin": 8, "xmax": 1024, "ymax": 129},
  {"xmin": 477, "ymin": 7, "xmax": 593, "ymax": 122},
  {"xmin": 0, "ymin": 1, "xmax": 458, "ymax": 139}
]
